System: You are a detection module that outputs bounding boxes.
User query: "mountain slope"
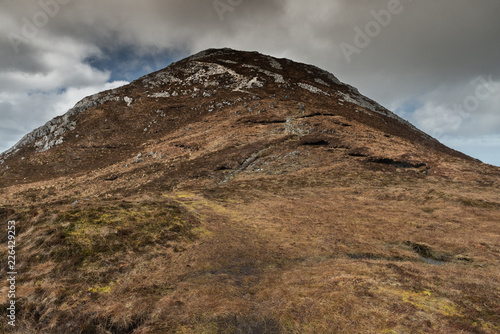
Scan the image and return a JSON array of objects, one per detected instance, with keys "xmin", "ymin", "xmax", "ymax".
[
  {"xmin": 0, "ymin": 48, "xmax": 499, "ymax": 333},
  {"xmin": 0, "ymin": 48, "xmax": 474, "ymax": 185}
]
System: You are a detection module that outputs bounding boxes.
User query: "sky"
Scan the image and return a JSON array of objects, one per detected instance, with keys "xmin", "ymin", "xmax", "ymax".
[{"xmin": 1, "ymin": 0, "xmax": 499, "ymax": 166}]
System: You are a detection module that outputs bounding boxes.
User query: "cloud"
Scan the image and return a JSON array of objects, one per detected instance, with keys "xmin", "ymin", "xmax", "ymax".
[
  {"xmin": 0, "ymin": 0, "xmax": 499, "ymax": 165},
  {"xmin": 440, "ymin": 135, "xmax": 500, "ymax": 167},
  {"xmin": 404, "ymin": 76, "xmax": 500, "ymax": 139},
  {"xmin": 0, "ymin": 81, "xmax": 128, "ymax": 150}
]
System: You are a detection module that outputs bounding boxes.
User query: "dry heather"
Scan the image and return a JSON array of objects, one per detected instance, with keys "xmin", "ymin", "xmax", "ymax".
[{"xmin": 1, "ymin": 167, "xmax": 499, "ymax": 333}]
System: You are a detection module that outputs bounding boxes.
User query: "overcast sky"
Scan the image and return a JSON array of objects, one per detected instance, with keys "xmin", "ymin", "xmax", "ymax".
[{"xmin": 1, "ymin": 0, "xmax": 499, "ymax": 166}]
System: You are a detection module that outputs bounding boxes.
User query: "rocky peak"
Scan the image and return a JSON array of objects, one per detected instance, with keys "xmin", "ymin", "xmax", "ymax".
[
  {"xmin": 0, "ymin": 48, "xmax": 420, "ymax": 160},
  {"xmin": 0, "ymin": 48, "xmax": 473, "ymax": 186}
]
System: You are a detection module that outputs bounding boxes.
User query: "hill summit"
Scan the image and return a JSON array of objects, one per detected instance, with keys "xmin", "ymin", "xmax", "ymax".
[
  {"xmin": 0, "ymin": 49, "xmax": 499, "ymax": 333},
  {"xmin": 0, "ymin": 47, "xmax": 474, "ymax": 186}
]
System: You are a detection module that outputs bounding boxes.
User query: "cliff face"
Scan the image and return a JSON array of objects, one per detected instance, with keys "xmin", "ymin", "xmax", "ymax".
[{"xmin": 0, "ymin": 49, "xmax": 499, "ymax": 333}]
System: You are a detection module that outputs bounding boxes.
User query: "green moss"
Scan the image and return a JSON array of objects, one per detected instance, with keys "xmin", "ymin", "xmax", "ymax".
[
  {"xmin": 88, "ymin": 282, "xmax": 115, "ymax": 294},
  {"xmin": 52, "ymin": 201, "xmax": 200, "ymax": 266},
  {"xmin": 385, "ymin": 287, "xmax": 461, "ymax": 317}
]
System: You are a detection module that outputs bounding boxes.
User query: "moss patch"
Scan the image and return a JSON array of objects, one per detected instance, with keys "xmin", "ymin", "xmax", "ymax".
[{"xmin": 51, "ymin": 201, "xmax": 200, "ymax": 266}]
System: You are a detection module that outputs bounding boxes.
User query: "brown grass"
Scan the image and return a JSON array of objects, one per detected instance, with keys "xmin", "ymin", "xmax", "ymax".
[{"xmin": 1, "ymin": 167, "xmax": 499, "ymax": 333}]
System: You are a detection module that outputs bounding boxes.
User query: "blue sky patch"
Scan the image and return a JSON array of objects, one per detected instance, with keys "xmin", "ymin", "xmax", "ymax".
[{"xmin": 84, "ymin": 46, "xmax": 188, "ymax": 82}]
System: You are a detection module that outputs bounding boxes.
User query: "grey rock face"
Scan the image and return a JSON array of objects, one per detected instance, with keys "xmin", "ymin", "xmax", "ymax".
[{"xmin": 0, "ymin": 90, "xmax": 122, "ymax": 163}]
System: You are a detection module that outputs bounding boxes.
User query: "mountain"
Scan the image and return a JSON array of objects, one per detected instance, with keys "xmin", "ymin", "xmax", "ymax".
[{"xmin": 1, "ymin": 48, "xmax": 499, "ymax": 333}]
